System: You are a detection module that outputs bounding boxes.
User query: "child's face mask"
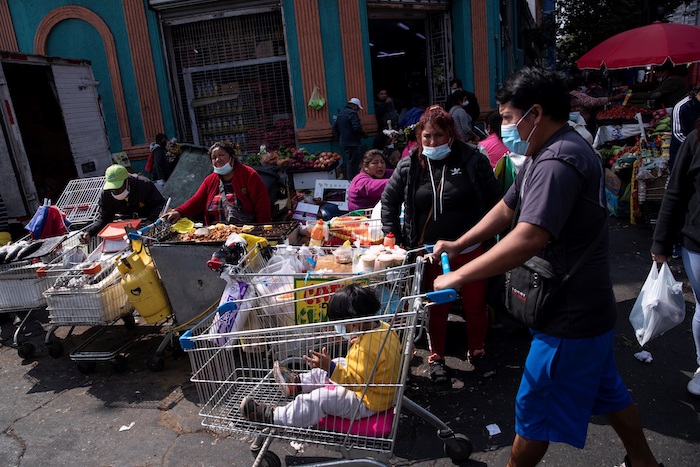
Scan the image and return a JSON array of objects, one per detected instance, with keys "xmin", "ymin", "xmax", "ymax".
[{"xmin": 334, "ymin": 324, "xmax": 352, "ymax": 341}]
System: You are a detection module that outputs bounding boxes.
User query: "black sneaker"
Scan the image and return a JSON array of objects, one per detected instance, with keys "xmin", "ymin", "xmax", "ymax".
[
  {"xmin": 468, "ymin": 350, "xmax": 496, "ymax": 378},
  {"xmin": 273, "ymin": 361, "xmax": 300, "ymax": 397},
  {"xmin": 429, "ymin": 360, "xmax": 448, "ymax": 383},
  {"xmin": 239, "ymin": 396, "xmax": 273, "ymax": 423}
]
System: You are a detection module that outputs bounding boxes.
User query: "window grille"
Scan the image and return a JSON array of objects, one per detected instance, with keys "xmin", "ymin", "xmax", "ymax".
[{"xmin": 166, "ymin": 10, "xmax": 294, "ymax": 155}]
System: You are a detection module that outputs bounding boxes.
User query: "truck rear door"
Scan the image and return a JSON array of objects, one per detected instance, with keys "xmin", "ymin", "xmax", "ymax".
[{"xmin": 51, "ymin": 62, "xmax": 111, "ymax": 178}]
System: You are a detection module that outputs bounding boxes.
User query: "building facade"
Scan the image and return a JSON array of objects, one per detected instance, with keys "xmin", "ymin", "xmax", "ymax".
[{"xmin": 1, "ymin": 0, "xmax": 532, "ymax": 162}]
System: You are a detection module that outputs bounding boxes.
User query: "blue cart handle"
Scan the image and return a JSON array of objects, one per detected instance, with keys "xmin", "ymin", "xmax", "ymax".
[
  {"xmin": 440, "ymin": 252, "xmax": 450, "ymax": 274},
  {"xmin": 426, "ymin": 289, "xmax": 457, "ymax": 305},
  {"xmin": 179, "ymin": 329, "xmax": 194, "ymax": 350},
  {"xmin": 127, "ymin": 219, "xmax": 163, "ymax": 240}
]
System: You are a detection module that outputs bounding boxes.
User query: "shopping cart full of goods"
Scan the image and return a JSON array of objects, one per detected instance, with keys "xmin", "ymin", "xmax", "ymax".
[
  {"xmin": 35, "ymin": 229, "xmax": 145, "ymax": 373},
  {"xmin": 180, "ymin": 255, "xmax": 473, "ymax": 466}
]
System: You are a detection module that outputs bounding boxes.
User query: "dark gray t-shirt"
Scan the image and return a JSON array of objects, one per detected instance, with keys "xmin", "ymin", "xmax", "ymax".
[{"xmin": 503, "ymin": 125, "xmax": 616, "ymax": 338}]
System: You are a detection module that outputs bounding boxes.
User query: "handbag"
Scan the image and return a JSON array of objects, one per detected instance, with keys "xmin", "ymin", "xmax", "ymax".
[{"xmin": 505, "ymin": 160, "xmax": 606, "ymax": 329}]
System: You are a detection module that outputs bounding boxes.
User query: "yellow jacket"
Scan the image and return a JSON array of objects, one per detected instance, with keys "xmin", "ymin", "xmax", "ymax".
[{"xmin": 330, "ymin": 321, "xmax": 402, "ymax": 412}]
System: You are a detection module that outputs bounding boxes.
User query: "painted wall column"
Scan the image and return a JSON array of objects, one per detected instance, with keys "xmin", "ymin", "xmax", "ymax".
[
  {"xmin": 0, "ymin": 0, "xmax": 19, "ymax": 52},
  {"xmin": 294, "ymin": 0, "xmax": 330, "ymax": 143},
  {"xmin": 122, "ymin": 0, "xmax": 164, "ymax": 148},
  {"xmin": 34, "ymin": 5, "xmax": 132, "ymax": 149},
  {"xmin": 338, "ymin": 0, "xmax": 376, "ymax": 134},
  {"xmin": 470, "ymin": 0, "xmax": 490, "ymax": 118}
]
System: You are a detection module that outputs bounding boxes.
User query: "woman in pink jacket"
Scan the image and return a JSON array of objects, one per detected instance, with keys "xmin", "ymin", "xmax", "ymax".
[{"xmin": 347, "ymin": 150, "xmax": 393, "ymax": 211}]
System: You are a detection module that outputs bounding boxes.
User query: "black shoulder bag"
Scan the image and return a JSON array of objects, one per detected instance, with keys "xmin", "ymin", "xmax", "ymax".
[{"xmin": 505, "ymin": 161, "xmax": 606, "ymax": 329}]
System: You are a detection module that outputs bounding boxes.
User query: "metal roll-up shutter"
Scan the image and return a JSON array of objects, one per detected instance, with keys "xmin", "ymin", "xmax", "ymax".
[{"xmin": 161, "ymin": 5, "xmax": 294, "ymax": 155}]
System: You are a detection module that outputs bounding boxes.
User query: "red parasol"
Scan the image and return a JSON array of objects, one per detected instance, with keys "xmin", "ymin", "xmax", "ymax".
[{"xmin": 577, "ymin": 22, "xmax": 700, "ymax": 70}]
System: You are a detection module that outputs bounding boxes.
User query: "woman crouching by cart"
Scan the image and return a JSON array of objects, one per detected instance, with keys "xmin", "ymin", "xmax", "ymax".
[
  {"xmin": 381, "ymin": 105, "xmax": 501, "ymax": 383},
  {"xmin": 164, "ymin": 141, "xmax": 271, "ymax": 225}
]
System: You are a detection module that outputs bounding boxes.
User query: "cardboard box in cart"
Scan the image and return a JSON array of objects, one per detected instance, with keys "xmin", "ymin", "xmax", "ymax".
[{"xmin": 0, "ymin": 52, "xmax": 112, "ymax": 225}]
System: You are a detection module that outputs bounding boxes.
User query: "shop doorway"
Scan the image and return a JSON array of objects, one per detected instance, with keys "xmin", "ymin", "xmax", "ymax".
[
  {"xmin": 368, "ymin": 11, "xmax": 452, "ymax": 119},
  {"xmin": 2, "ymin": 63, "xmax": 76, "ymax": 201}
]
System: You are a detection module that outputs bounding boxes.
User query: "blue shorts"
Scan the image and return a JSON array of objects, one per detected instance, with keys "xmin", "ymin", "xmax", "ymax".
[{"xmin": 515, "ymin": 328, "xmax": 632, "ymax": 448}]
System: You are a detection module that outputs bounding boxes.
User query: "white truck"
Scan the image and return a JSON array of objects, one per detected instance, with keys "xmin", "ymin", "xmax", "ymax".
[{"xmin": 0, "ymin": 52, "xmax": 111, "ymax": 224}]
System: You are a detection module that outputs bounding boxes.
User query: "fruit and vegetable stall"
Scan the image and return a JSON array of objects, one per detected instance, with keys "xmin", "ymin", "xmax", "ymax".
[{"xmin": 596, "ymin": 106, "xmax": 671, "ymax": 225}]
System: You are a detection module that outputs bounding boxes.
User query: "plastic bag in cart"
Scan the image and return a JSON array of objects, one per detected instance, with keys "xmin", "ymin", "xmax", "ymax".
[
  {"xmin": 629, "ymin": 262, "xmax": 686, "ymax": 346},
  {"xmin": 210, "ymin": 281, "xmax": 255, "ymax": 346}
]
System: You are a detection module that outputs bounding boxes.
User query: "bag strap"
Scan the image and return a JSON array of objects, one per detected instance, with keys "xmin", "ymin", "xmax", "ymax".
[
  {"xmin": 418, "ymin": 205, "xmax": 434, "ymax": 246},
  {"xmin": 511, "ymin": 157, "xmax": 607, "ymax": 285},
  {"xmin": 560, "ymin": 222, "xmax": 606, "ymax": 284}
]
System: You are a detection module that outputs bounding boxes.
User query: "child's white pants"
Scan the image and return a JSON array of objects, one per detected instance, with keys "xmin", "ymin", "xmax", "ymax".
[{"xmin": 272, "ymin": 358, "xmax": 376, "ymax": 427}]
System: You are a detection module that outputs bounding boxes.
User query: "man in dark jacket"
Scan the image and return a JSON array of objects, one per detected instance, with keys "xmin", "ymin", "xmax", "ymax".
[
  {"xmin": 333, "ymin": 98, "xmax": 366, "ymax": 180},
  {"xmin": 374, "ymin": 88, "xmax": 399, "ymax": 131},
  {"xmin": 81, "ymin": 164, "xmax": 166, "ymax": 242}
]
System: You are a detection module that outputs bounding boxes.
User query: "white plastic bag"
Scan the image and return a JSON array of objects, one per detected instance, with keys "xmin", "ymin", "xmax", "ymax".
[{"xmin": 629, "ymin": 262, "xmax": 686, "ymax": 346}]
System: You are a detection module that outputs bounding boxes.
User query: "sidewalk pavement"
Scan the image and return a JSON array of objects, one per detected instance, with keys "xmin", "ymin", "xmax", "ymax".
[{"xmin": 0, "ymin": 218, "xmax": 698, "ymax": 466}]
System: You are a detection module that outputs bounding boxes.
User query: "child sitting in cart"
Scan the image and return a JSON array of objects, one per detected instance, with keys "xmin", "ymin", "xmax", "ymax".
[{"xmin": 240, "ymin": 283, "xmax": 402, "ymax": 427}]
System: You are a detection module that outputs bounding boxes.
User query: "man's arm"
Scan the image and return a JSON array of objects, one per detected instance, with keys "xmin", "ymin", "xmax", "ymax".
[{"xmin": 434, "ymin": 220, "xmax": 550, "ymax": 290}]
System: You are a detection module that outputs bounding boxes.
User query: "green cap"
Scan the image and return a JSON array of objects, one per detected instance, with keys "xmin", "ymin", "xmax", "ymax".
[{"xmin": 103, "ymin": 164, "xmax": 129, "ymax": 190}]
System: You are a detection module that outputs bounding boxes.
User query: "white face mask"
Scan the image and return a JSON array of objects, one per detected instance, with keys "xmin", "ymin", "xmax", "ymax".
[
  {"xmin": 111, "ymin": 182, "xmax": 129, "ymax": 201},
  {"xmin": 422, "ymin": 142, "xmax": 452, "ymax": 161},
  {"xmin": 334, "ymin": 324, "xmax": 352, "ymax": 341},
  {"xmin": 213, "ymin": 162, "xmax": 233, "ymax": 176}
]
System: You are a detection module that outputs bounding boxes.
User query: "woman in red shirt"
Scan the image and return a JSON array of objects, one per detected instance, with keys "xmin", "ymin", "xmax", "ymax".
[{"xmin": 164, "ymin": 141, "xmax": 271, "ymax": 225}]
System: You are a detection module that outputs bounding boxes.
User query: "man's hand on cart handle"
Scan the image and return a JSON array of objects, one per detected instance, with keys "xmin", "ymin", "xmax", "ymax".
[
  {"xmin": 434, "ymin": 272, "xmax": 463, "ymax": 292},
  {"xmin": 429, "ymin": 240, "xmax": 460, "ymax": 264},
  {"xmin": 304, "ymin": 347, "xmax": 331, "ymax": 373}
]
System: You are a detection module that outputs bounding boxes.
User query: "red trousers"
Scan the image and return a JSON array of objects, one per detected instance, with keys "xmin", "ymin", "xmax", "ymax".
[{"xmin": 423, "ymin": 245, "xmax": 488, "ymax": 361}]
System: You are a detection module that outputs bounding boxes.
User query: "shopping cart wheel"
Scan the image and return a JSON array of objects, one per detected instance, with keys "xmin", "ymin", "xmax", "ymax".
[
  {"xmin": 17, "ymin": 342, "xmax": 36, "ymax": 359},
  {"xmin": 258, "ymin": 451, "xmax": 281, "ymax": 467},
  {"xmin": 122, "ymin": 313, "xmax": 136, "ymax": 330},
  {"xmin": 443, "ymin": 433, "xmax": 473, "ymax": 462},
  {"xmin": 47, "ymin": 340, "xmax": 64, "ymax": 358},
  {"xmin": 147, "ymin": 355, "xmax": 165, "ymax": 372},
  {"xmin": 77, "ymin": 361, "xmax": 97, "ymax": 374},
  {"xmin": 112, "ymin": 355, "xmax": 128, "ymax": 373}
]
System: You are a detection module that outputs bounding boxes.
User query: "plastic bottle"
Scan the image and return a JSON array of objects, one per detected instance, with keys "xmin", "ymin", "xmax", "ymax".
[
  {"xmin": 383, "ymin": 232, "xmax": 396, "ymax": 249},
  {"xmin": 298, "ymin": 245, "xmax": 313, "ymax": 272},
  {"xmin": 309, "ymin": 220, "xmax": 326, "ymax": 247}
]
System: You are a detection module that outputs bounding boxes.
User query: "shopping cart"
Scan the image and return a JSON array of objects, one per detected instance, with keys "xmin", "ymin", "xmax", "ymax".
[
  {"xmin": 53, "ymin": 176, "xmax": 105, "ymax": 227},
  {"xmin": 181, "ymin": 256, "xmax": 473, "ymax": 466},
  {"xmin": 0, "ymin": 234, "xmax": 86, "ymax": 357},
  {"xmin": 32, "ymin": 236, "xmax": 136, "ymax": 371}
]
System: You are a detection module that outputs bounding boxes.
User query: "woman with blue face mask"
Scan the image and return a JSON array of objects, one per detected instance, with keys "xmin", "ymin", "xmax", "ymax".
[
  {"xmin": 164, "ymin": 141, "xmax": 271, "ymax": 226},
  {"xmin": 381, "ymin": 105, "xmax": 502, "ymax": 383}
]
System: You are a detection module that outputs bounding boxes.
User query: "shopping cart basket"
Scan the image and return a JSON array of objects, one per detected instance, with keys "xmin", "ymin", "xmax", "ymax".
[
  {"xmin": 181, "ymin": 257, "xmax": 473, "ymax": 466},
  {"xmin": 1, "ymin": 233, "xmax": 89, "ymax": 357},
  {"xmin": 30, "ymin": 238, "xmax": 135, "ymax": 367}
]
